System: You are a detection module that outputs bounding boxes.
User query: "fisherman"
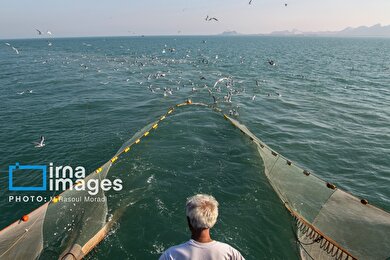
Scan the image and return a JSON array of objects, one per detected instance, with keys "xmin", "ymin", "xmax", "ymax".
[{"xmin": 159, "ymin": 194, "xmax": 244, "ymax": 260}]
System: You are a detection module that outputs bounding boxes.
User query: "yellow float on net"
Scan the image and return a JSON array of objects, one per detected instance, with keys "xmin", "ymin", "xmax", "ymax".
[
  {"xmin": 160, "ymin": 115, "xmax": 166, "ymax": 120},
  {"xmin": 96, "ymin": 167, "xmax": 103, "ymax": 173},
  {"xmin": 52, "ymin": 196, "xmax": 61, "ymax": 203},
  {"xmin": 144, "ymin": 131, "xmax": 150, "ymax": 137},
  {"xmin": 167, "ymin": 109, "xmax": 174, "ymax": 114},
  {"xmin": 135, "ymin": 139, "xmax": 141, "ymax": 144},
  {"xmin": 124, "ymin": 147, "xmax": 130, "ymax": 153},
  {"xmin": 152, "ymin": 123, "xmax": 158, "ymax": 129},
  {"xmin": 111, "ymin": 156, "xmax": 118, "ymax": 163}
]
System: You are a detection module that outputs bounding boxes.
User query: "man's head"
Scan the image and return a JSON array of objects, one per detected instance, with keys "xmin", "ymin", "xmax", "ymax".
[{"xmin": 186, "ymin": 194, "xmax": 219, "ymax": 230}]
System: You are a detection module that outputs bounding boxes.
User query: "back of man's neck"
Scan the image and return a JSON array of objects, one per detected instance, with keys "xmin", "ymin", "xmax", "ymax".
[{"xmin": 191, "ymin": 229, "xmax": 213, "ymax": 243}]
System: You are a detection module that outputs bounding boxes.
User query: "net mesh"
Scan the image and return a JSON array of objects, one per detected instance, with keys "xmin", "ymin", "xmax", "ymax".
[
  {"xmin": 0, "ymin": 113, "xmax": 160, "ymax": 260},
  {"xmin": 0, "ymin": 203, "xmax": 48, "ymax": 260},
  {"xmin": 225, "ymin": 116, "xmax": 390, "ymax": 260},
  {"xmin": 0, "ymin": 102, "xmax": 389, "ymax": 260}
]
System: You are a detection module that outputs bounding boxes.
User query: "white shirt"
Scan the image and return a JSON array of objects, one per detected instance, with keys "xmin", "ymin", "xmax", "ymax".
[{"xmin": 159, "ymin": 239, "xmax": 245, "ymax": 260}]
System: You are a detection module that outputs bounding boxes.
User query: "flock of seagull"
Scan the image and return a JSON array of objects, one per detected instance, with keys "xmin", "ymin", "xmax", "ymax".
[
  {"xmin": 4, "ymin": 28, "xmax": 53, "ymax": 54},
  {"xmin": 35, "ymin": 29, "xmax": 52, "ymax": 36},
  {"xmin": 10, "ymin": 39, "xmax": 280, "ymax": 149},
  {"xmin": 4, "ymin": 4, "xmax": 289, "ymax": 149},
  {"xmin": 4, "ymin": 0, "xmax": 290, "ymax": 54},
  {"xmin": 6, "ymin": 28, "xmax": 55, "ymax": 148},
  {"xmin": 36, "ymin": 28, "xmax": 53, "ymax": 46}
]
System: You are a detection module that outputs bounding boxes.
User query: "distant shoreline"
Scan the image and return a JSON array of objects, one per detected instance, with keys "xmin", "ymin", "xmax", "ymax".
[
  {"xmin": 219, "ymin": 23, "xmax": 390, "ymax": 38},
  {"xmin": 1, "ymin": 34, "xmax": 390, "ymax": 41}
]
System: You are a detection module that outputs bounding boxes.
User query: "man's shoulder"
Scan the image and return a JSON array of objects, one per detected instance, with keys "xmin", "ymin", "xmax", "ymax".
[
  {"xmin": 214, "ymin": 240, "xmax": 234, "ymax": 248},
  {"xmin": 159, "ymin": 241, "xmax": 191, "ymax": 260},
  {"xmin": 214, "ymin": 241, "xmax": 244, "ymax": 257},
  {"xmin": 166, "ymin": 241, "xmax": 190, "ymax": 251}
]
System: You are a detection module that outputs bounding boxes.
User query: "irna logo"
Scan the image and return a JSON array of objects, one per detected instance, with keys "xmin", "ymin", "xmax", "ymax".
[
  {"xmin": 8, "ymin": 162, "xmax": 122, "ymax": 195},
  {"xmin": 9, "ymin": 163, "xmax": 47, "ymax": 191}
]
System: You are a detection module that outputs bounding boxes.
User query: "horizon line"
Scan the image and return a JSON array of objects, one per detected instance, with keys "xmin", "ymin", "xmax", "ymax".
[
  {"xmin": 2, "ymin": 23, "xmax": 390, "ymax": 41},
  {"xmin": 2, "ymin": 34, "xmax": 390, "ymax": 41}
]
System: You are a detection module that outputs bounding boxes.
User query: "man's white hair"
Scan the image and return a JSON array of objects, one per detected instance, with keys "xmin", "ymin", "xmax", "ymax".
[{"xmin": 186, "ymin": 194, "xmax": 219, "ymax": 230}]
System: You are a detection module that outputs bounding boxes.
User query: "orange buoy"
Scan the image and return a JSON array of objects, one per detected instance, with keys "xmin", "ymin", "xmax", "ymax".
[{"xmin": 21, "ymin": 215, "xmax": 29, "ymax": 222}]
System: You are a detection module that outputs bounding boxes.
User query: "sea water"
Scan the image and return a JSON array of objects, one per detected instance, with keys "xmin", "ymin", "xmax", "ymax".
[{"xmin": 0, "ymin": 36, "xmax": 389, "ymax": 259}]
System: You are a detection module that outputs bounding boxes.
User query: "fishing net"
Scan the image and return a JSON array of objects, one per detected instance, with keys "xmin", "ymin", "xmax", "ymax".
[
  {"xmin": 224, "ymin": 116, "xmax": 390, "ymax": 260},
  {"xmin": 0, "ymin": 101, "xmax": 389, "ymax": 260},
  {"xmin": 0, "ymin": 115, "xmax": 159, "ymax": 260}
]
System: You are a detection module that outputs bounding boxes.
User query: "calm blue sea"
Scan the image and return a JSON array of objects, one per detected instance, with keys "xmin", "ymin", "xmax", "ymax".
[{"xmin": 0, "ymin": 36, "xmax": 389, "ymax": 259}]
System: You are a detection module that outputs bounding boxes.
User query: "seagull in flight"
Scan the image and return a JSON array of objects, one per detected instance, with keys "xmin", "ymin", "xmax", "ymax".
[
  {"xmin": 36, "ymin": 29, "xmax": 42, "ymax": 35},
  {"xmin": 47, "ymin": 30, "xmax": 52, "ymax": 35},
  {"xmin": 34, "ymin": 136, "xmax": 45, "ymax": 148},
  {"xmin": 205, "ymin": 15, "xmax": 218, "ymax": 22},
  {"xmin": 213, "ymin": 77, "xmax": 230, "ymax": 88},
  {"xmin": 249, "ymin": 0, "xmax": 253, "ymax": 4},
  {"xmin": 267, "ymin": 59, "xmax": 276, "ymax": 66},
  {"xmin": 285, "ymin": 3, "xmax": 288, "ymax": 6},
  {"xmin": 5, "ymin": 43, "xmax": 19, "ymax": 54},
  {"xmin": 11, "ymin": 46, "xmax": 19, "ymax": 54}
]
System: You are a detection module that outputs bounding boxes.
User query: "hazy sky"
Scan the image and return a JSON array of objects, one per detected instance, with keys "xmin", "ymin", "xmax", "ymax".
[{"xmin": 1, "ymin": 0, "xmax": 390, "ymax": 39}]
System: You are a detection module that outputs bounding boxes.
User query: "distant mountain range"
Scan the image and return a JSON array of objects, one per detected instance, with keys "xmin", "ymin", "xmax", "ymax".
[{"xmin": 220, "ymin": 24, "xmax": 390, "ymax": 37}]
